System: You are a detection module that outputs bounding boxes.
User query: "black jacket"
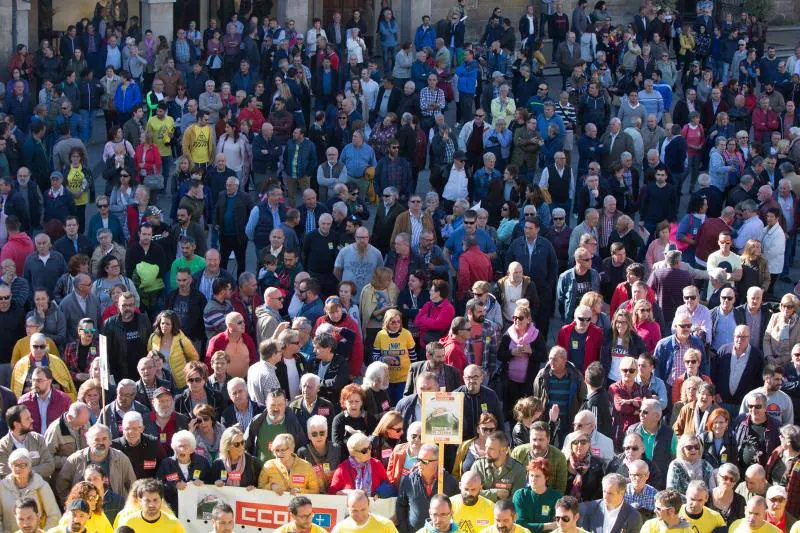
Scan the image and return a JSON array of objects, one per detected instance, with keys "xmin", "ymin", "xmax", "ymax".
[
  {"xmin": 396, "ymin": 469, "xmax": 459, "ymax": 532},
  {"xmin": 244, "ymin": 409, "xmax": 308, "ymax": 454},
  {"xmin": 134, "ymin": 377, "xmax": 172, "ymax": 411},
  {"xmin": 374, "ymin": 86, "xmax": 401, "ymax": 116},
  {"xmin": 0, "ymin": 304, "xmax": 25, "ymax": 367},
  {"xmin": 311, "ymin": 329, "xmax": 354, "ymax": 406},
  {"xmin": 733, "ymin": 304, "xmax": 772, "ymax": 349},
  {"xmin": 497, "ymin": 329, "xmax": 548, "ymax": 386},
  {"xmin": 174, "ymin": 385, "xmax": 228, "ymax": 417},
  {"xmin": 53, "ymin": 234, "xmax": 93, "ymax": 262},
  {"xmin": 164, "ymin": 289, "xmax": 207, "ymax": 342},
  {"xmin": 220, "ymin": 400, "xmax": 265, "ymax": 430},
  {"xmin": 275, "ymin": 356, "xmax": 309, "ymax": 401},
  {"xmin": 403, "ymin": 361, "xmax": 461, "ymax": 396},
  {"xmin": 102, "ymin": 312, "xmax": 152, "ymax": 381},
  {"xmin": 712, "ymin": 343, "xmax": 765, "ymax": 406},
  {"xmin": 454, "ymin": 385, "xmax": 505, "ymax": 441},
  {"xmin": 156, "ymin": 453, "xmax": 212, "ymax": 512},
  {"xmin": 581, "ymin": 389, "xmax": 613, "ymax": 440},
  {"xmin": 566, "ymin": 454, "xmax": 606, "ymax": 501},
  {"xmin": 210, "ymin": 452, "xmax": 262, "ymax": 487},
  {"xmin": 2, "ymin": 191, "xmax": 31, "ymax": 232},
  {"xmin": 112, "ymin": 434, "xmax": 167, "ymax": 480},
  {"xmin": 626, "ymin": 422, "xmax": 673, "ymax": 489},
  {"xmin": 214, "ymin": 191, "xmax": 254, "ymax": 242}
]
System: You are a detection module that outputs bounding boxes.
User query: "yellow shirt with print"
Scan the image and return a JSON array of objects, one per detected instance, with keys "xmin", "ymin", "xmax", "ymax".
[
  {"xmin": 66, "ymin": 166, "xmax": 89, "ymax": 206},
  {"xmin": 146, "ymin": 115, "xmax": 176, "ymax": 157},
  {"xmin": 729, "ymin": 519, "xmax": 782, "ymax": 533},
  {"xmin": 679, "ymin": 506, "xmax": 726, "ymax": 533},
  {"xmin": 452, "ymin": 493, "xmax": 495, "ymax": 533},
  {"xmin": 373, "ymin": 329, "xmax": 416, "ymax": 383},
  {"xmin": 640, "ymin": 517, "xmax": 695, "ymax": 533},
  {"xmin": 331, "ymin": 514, "xmax": 398, "ymax": 533},
  {"xmin": 115, "ymin": 512, "xmax": 185, "ymax": 533},
  {"xmin": 187, "ymin": 124, "xmax": 213, "ymax": 164}
]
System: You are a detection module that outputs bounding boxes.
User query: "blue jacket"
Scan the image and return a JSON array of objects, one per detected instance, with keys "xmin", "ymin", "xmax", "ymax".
[
  {"xmin": 86, "ymin": 212, "xmax": 124, "ymax": 247},
  {"xmin": 557, "ymin": 267, "xmax": 600, "ymax": 320},
  {"xmin": 396, "ymin": 469, "xmax": 459, "ymax": 532},
  {"xmin": 283, "ymin": 138, "xmax": 317, "ymax": 179},
  {"xmin": 231, "ymin": 71, "xmax": 256, "ymax": 96},
  {"xmin": 411, "ymin": 61, "xmax": 435, "ymax": 92},
  {"xmin": 43, "ymin": 189, "xmax": 76, "ymax": 224},
  {"xmin": 487, "ymin": 50, "xmax": 510, "ymax": 76},
  {"xmin": 414, "ymin": 25, "xmax": 436, "ymax": 51},
  {"xmin": 455, "ymin": 60, "xmax": 479, "ymax": 95},
  {"xmin": 55, "ymin": 113, "xmax": 81, "ymax": 138},
  {"xmin": 653, "ymin": 334, "xmax": 708, "ymax": 381},
  {"xmin": 505, "ymin": 236, "xmax": 559, "ymax": 289},
  {"xmin": 378, "ymin": 19, "xmax": 398, "ymax": 48},
  {"xmin": 537, "ymin": 113, "xmax": 566, "ymax": 139},
  {"xmin": 4, "ymin": 93, "xmax": 32, "ymax": 132},
  {"xmin": 113, "ymin": 82, "xmax": 142, "ymax": 114}
]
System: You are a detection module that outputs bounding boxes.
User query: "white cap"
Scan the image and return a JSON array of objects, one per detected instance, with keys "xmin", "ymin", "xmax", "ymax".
[{"xmin": 767, "ymin": 485, "xmax": 788, "ymax": 500}]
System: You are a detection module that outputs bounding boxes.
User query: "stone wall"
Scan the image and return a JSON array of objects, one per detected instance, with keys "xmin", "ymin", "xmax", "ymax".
[
  {"xmin": 772, "ymin": 0, "xmax": 800, "ymax": 24},
  {"xmin": 0, "ymin": 0, "xmax": 13, "ymax": 71}
]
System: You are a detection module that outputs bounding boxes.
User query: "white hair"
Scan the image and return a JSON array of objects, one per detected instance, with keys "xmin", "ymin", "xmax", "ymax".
[
  {"xmin": 171, "ymin": 430, "xmax": 197, "ymax": 452},
  {"xmin": 346, "ymin": 432, "xmax": 371, "ymax": 453},
  {"xmin": 363, "ymin": 361, "xmax": 389, "ymax": 390},
  {"xmin": 300, "ymin": 373, "xmax": 321, "ymax": 388},
  {"xmin": 307, "ymin": 414, "xmax": 328, "ymax": 432},
  {"xmin": 226, "ymin": 377, "xmax": 247, "ymax": 395},
  {"xmin": 122, "ymin": 411, "xmax": 144, "ymax": 427},
  {"xmin": 8, "ymin": 448, "xmax": 32, "ymax": 467}
]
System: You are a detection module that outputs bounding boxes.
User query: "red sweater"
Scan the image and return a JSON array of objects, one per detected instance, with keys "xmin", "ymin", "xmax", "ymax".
[
  {"xmin": 414, "ymin": 300, "xmax": 455, "ymax": 347},
  {"xmin": 313, "ymin": 314, "xmax": 365, "ymax": 377},
  {"xmin": 456, "ymin": 246, "xmax": 493, "ymax": 301},
  {"xmin": 133, "ymin": 143, "xmax": 162, "ymax": 176},
  {"xmin": 556, "ymin": 322, "xmax": 604, "ymax": 372},
  {"xmin": 328, "ymin": 457, "xmax": 389, "ymax": 495},
  {"xmin": 610, "ymin": 282, "xmax": 656, "ymax": 315},
  {"xmin": 681, "ymin": 123, "xmax": 705, "ymax": 157}
]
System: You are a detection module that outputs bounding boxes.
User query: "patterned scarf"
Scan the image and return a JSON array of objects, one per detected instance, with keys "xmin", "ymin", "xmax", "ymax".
[
  {"xmin": 568, "ymin": 451, "xmax": 591, "ymax": 499},
  {"xmin": 222, "ymin": 454, "xmax": 245, "ymax": 487},
  {"xmin": 348, "ymin": 456, "xmax": 373, "ymax": 495}
]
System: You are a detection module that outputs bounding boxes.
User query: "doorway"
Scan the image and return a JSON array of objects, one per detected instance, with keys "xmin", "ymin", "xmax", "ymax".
[{"xmin": 322, "ymin": 0, "xmax": 366, "ymax": 25}]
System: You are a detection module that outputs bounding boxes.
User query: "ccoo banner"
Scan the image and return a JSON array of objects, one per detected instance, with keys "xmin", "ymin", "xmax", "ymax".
[{"xmin": 177, "ymin": 485, "xmax": 396, "ymax": 532}]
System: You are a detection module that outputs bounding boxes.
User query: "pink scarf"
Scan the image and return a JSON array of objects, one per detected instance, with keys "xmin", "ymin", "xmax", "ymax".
[{"xmin": 506, "ymin": 324, "xmax": 539, "ymax": 382}]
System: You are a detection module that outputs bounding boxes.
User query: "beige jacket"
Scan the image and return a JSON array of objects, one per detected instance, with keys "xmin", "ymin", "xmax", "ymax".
[
  {"xmin": 44, "ymin": 414, "xmax": 87, "ymax": 475},
  {"xmin": 0, "ymin": 432, "xmax": 55, "ymax": 481},
  {"xmin": 0, "ymin": 473, "xmax": 60, "ymax": 532},
  {"xmin": 55, "ymin": 448, "xmax": 136, "ymax": 502}
]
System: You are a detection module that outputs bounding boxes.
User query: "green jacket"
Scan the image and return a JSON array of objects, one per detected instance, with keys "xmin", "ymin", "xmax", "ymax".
[
  {"xmin": 510, "ymin": 444, "xmax": 568, "ymax": 494},
  {"xmin": 469, "ymin": 456, "xmax": 527, "ymax": 502}
]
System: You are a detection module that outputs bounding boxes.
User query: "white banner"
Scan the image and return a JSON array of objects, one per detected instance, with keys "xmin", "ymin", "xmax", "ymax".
[{"xmin": 177, "ymin": 485, "xmax": 396, "ymax": 532}]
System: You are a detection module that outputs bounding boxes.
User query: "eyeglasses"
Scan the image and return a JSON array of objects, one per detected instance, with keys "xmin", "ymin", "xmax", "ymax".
[
  {"xmin": 32, "ymin": 344, "xmax": 46, "ymax": 349},
  {"xmin": 747, "ymin": 404, "xmax": 764, "ymax": 410},
  {"xmin": 474, "ymin": 114, "xmax": 485, "ymax": 118},
  {"xmin": 683, "ymin": 444, "xmax": 700, "ymax": 451},
  {"xmin": 677, "ymin": 324, "xmax": 692, "ymax": 329},
  {"xmin": 721, "ymin": 295, "xmax": 734, "ymax": 300},
  {"xmin": 97, "ymin": 204, "xmax": 109, "ymax": 208},
  {"xmin": 554, "ymin": 516, "xmax": 571, "ymax": 523},
  {"xmin": 576, "ymin": 317, "xmax": 591, "ymax": 322},
  {"xmin": 623, "ymin": 446, "xmax": 640, "ymax": 451},
  {"xmin": 571, "ymin": 440, "xmax": 589, "ymax": 446},
  {"xmin": 463, "ymin": 220, "xmax": 476, "ymax": 225},
  {"xmin": 0, "ymin": 296, "xmax": 10, "ymax": 301},
  {"xmin": 310, "ymin": 431, "xmax": 327, "ymax": 438},
  {"xmin": 553, "ymin": 216, "xmax": 565, "ymax": 220},
  {"xmin": 382, "ymin": 194, "xmax": 392, "ymax": 198},
  {"xmin": 389, "ymin": 426, "xmax": 403, "ymax": 433},
  {"xmin": 479, "ymin": 426, "xmax": 496, "ymax": 433},
  {"xmin": 683, "ymin": 295, "xmax": 697, "ymax": 300},
  {"xmin": 621, "ymin": 368, "xmax": 637, "ymax": 374},
  {"xmin": 231, "ymin": 441, "xmax": 244, "ymax": 448},
  {"xmin": 187, "ymin": 377, "xmax": 204, "ymax": 383},
  {"xmin": 418, "ymin": 458, "xmax": 436, "ymax": 465},
  {"xmin": 512, "ymin": 316, "xmax": 525, "ymax": 321},
  {"xmin": 720, "ymin": 474, "xmax": 736, "ymax": 482}
]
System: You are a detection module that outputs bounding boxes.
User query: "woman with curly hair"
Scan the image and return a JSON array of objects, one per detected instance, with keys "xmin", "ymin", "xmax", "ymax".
[{"xmin": 61, "ymin": 481, "xmax": 113, "ymax": 533}]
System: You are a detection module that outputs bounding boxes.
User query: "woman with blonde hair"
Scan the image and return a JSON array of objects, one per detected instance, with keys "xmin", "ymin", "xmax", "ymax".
[
  {"xmin": 360, "ymin": 266, "xmax": 399, "ymax": 353},
  {"xmin": 258, "ymin": 433, "xmax": 321, "ymax": 494},
  {"xmin": 147, "ymin": 310, "xmax": 199, "ymax": 388},
  {"xmin": 370, "ymin": 410, "xmax": 405, "ymax": 467},
  {"xmin": 670, "ymin": 375, "xmax": 703, "ymax": 426},
  {"xmin": 666, "ymin": 434, "xmax": 713, "ymax": 494},
  {"xmin": 498, "ymin": 303, "xmax": 546, "ymax": 420},
  {"xmin": 61, "ymin": 481, "xmax": 113, "ymax": 533},
  {"xmin": 738, "ymin": 239, "xmax": 771, "ymax": 296},
  {"xmin": 77, "ymin": 378, "xmax": 104, "ymax": 424},
  {"xmin": 373, "ymin": 308, "xmax": 417, "ymax": 404},
  {"xmin": 209, "ymin": 426, "xmax": 259, "ymax": 489},
  {"xmin": 580, "ymin": 291, "xmax": 610, "ymax": 334},
  {"xmin": 764, "ymin": 294, "xmax": 800, "ymax": 367},
  {"xmin": 632, "ymin": 299, "xmax": 661, "ymax": 354},
  {"xmin": 600, "ymin": 308, "xmax": 647, "ymax": 382}
]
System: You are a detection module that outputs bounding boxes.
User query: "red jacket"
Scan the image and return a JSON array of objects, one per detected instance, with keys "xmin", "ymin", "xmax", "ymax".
[
  {"xmin": 556, "ymin": 322, "xmax": 604, "ymax": 372},
  {"xmin": 230, "ymin": 289, "xmax": 264, "ymax": 341},
  {"xmin": 414, "ymin": 299, "xmax": 455, "ymax": 347},
  {"xmin": 456, "ymin": 245, "xmax": 493, "ymax": 301},
  {"xmin": 440, "ymin": 332, "xmax": 467, "ymax": 375},
  {"xmin": 313, "ymin": 314, "xmax": 364, "ymax": 377},
  {"xmin": 610, "ymin": 281, "xmax": 656, "ymax": 315},
  {"xmin": 0, "ymin": 231, "xmax": 35, "ymax": 275},
  {"xmin": 753, "ymin": 107, "xmax": 780, "ymax": 143},
  {"xmin": 133, "ymin": 143, "xmax": 162, "ymax": 176},
  {"xmin": 204, "ymin": 330, "xmax": 257, "ymax": 370},
  {"xmin": 19, "ymin": 388, "xmax": 72, "ymax": 434},
  {"xmin": 328, "ymin": 457, "xmax": 389, "ymax": 495},
  {"xmin": 238, "ymin": 107, "xmax": 265, "ymax": 132}
]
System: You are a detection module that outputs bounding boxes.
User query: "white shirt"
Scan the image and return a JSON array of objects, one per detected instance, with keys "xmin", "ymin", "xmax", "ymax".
[
  {"xmin": 284, "ymin": 356, "xmax": 300, "ymax": 399},
  {"xmin": 442, "ymin": 167, "xmax": 468, "ymax": 201},
  {"xmin": 733, "ymin": 215, "xmax": 765, "ymax": 251},
  {"xmin": 603, "ymin": 502, "xmax": 623, "ymax": 533},
  {"xmin": 729, "ymin": 345, "xmax": 750, "ymax": 396}
]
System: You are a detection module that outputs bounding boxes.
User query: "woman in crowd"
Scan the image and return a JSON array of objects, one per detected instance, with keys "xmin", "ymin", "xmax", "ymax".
[
  {"xmin": 62, "ymin": 317, "xmax": 100, "ymax": 387},
  {"xmin": 607, "ymin": 433, "xmax": 656, "ymax": 482},
  {"xmin": 62, "ymin": 148, "xmax": 92, "ymax": 230},
  {"xmin": 453, "ymin": 413, "xmax": 500, "ymax": 476},
  {"xmin": 190, "ymin": 403, "xmax": 226, "ymax": 462},
  {"xmin": 766, "ymin": 424, "xmax": 800, "ymax": 488},
  {"xmin": 498, "ymin": 303, "xmax": 547, "ymax": 420},
  {"xmin": 109, "ymin": 170, "xmax": 136, "ymax": 241},
  {"xmin": 372, "ymin": 309, "xmax": 416, "ymax": 405},
  {"xmin": 134, "ymin": 130, "xmax": 162, "ymax": 183},
  {"xmin": 700, "ymin": 408, "xmax": 737, "ymax": 469},
  {"xmin": 147, "ymin": 309, "xmax": 199, "ymax": 389},
  {"xmin": 601, "ymin": 308, "xmax": 647, "ymax": 383},
  {"xmin": 738, "ymin": 239, "xmax": 771, "ymax": 297},
  {"xmin": 53, "ymin": 254, "xmax": 91, "ymax": 304},
  {"xmin": 414, "ymin": 279, "xmax": 455, "ymax": 347},
  {"xmin": 27, "ymin": 288, "xmax": 66, "ymax": 350},
  {"xmin": 328, "ymin": 431, "xmax": 390, "ymax": 496},
  {"xmin": 673, "ymin": 382, "xmax": 718, "ymax": 438},
  {"xmin": 91, "ymin": 255, "xmax": 139, "ymax": 313},
  {"xmin": 565, "ymin": 431, "xmax": 604, "ymax": 502},
  {"xmin": 632, "ymin": 299, "xmax": 661, "ymax": 355},
  {"xmin": 332, "ymin": 384, "xmax": 376, "ymax": 449},
  {"xmin": 385, "ymin": 420, "xmax": 422, "ymax": 488},
  {"xmin": 511, "ymin": 396, "xmax": 546, "ymax": 448},
  {"xmin": 670, "ymin": 376, "xmax": 703, "ymax": 426},
  {"xmin": 84, "ymin": 464, "xmax": 125, "ymax": 526},
  {"xmin": 513, "ymin": 457, "xmax": 561, "ymax": 532},
  {"xmin": 362, "ymin": 361, "xmax": 391, "ymax": 420},
  {"xmin": 216, "ymin": 120, "xmax": 251, "ymax": 184},
  {"xmin": 360, "ymin": 267, "xmax": 399, "ymax": 354},
  {"xmin": 258, "ymin": 433, "xmax": 320, "ymax": 494},
  {"xmin": 156, "ymin": 430, "xmax": 212, "ymax": 513},
  {"xmin": 61, "ymin": 481, "xmax": 113, "ymax": 533},
  {"xmin": 710, "ymin": 462, "xmax": 746, "ymax": 525},
  {"xmin": 764, "ymin": 294, "xmax": 800, "ymax": 367},
  {"xmin": 370, "ymin": 410, "xmax": 404, "ymax": 468},
  {"xmin": 580, "ymin": 291, "xmax": 611, "ymax": 335},
  {"xmin": 337, "ymin": 281, "xmax": 361, "ymax": 325},
  {"xmin": 77, "ymin": 378, "xmax": 104, "ymax": 424},
  {"xmin": 397, "ymin": 270, "xmax": 429, "ymax": 340},
  {"xmin": 644, "ymin": 221, "xmax": 672, "ymax": 275},
  {"xmin": 297, "ymin": 415, "xmax": 342, "ymax": 493},
  {"xmin": 314, "ymin": 295, "xmax": 364, "ymax": 380},
  {"xmin": 0, "ymin": 449, "xmax": 60, "ymax": 531},
  {"xmin": 210, "ymin": 426, "xmax": 260, "ymax": 490},
  {"xmin": 175, "ymin": 361, "xmax": 226, "ymax": 416},
  {"xmin": 608, "ymin": 356, "xmax": 644, "ymax": 448},
  {"xmin": 666, "ymin": 434, "xmax": 714, "ymax": 494}
]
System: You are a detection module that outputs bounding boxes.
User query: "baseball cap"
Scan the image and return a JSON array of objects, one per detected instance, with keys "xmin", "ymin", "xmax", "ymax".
[
  {"xmin": 767, "ymin": 486, "xmax": 788, "ymax": 500},
  {"xmin": 67, "ymin": 499, "xmax": 91, "ymax": 514},
  {"xmin": 50, "ymin": 171, "xmax": 64, "ymax": 180},
  {"xmin": 153, "ymin": 386, "xmax": 172, "ymax": 398}
]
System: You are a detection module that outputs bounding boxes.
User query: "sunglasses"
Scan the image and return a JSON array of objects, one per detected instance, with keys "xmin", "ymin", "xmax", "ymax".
[
  {"xmin": 683, "ymin": 295, "xmax": 697, "ymax": 300},
  {"xmin": 748, "ymin": 404, "xmax": 764, "ymax": 410},
  {"xmin": 356, "ymin": 448, "xmax": 369, "ymax": 455},
  {"xmin": 32, "ymin": 344, "xmax": 46, "ymax": 349},
  {"xmin": 512, "ymin": 316, "xmax": 525, "ymax": 321},
  {"xmin": 677, "ymin": 324, "xmax": 692, "ymax": 329},
  {"xmin": 187, "ymin": 377, "xmax": 204, "ymax": 383},
  {"xmin": 623, "ymin": 446, "xmax": 640, "ymax": 451},
  {"xmin": 721, "ymin": 295, "xmax": 734, "ymax": 300},
  {"xmin": 576, "ymin": 317, "xmax": 591, "ymax": 322},
  {"xmin": 621, "ymin": 368, "xmax": 637, "ymax": 374},
  {"xmin": 554, "ymin": 516, "xmax": 571, "ymax": 523},
  {"xmin": 97, "ymin": 204, "xmax": 109, "ymax": 208},
  {"xmin": 684, "ymin": 444, "xmax": 700, "ymax": 451},
  {"xmin": 0, "ymin": 296, "xmax": 10, "ymax": 301},
  {"xmin": 418, "ymin": 458, "xmax": 436, "ymax": 465},
  {"xmin": 388, "ymin": 426, "xmax": 403, "ymax": 433},
  {"xmin": 310, "ymin": 431, "xmax": 327, "ymax": 438},
  {"xmin": 231, "ymin": 441, "xmax": 244, "ymax": 448}
]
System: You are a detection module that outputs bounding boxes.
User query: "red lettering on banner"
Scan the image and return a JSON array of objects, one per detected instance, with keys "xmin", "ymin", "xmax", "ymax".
[{"xmin": 236, "ymin": 502, "xmax": 338, "ymax": 528}]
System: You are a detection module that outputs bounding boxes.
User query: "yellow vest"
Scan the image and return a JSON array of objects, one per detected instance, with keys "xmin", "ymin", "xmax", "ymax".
[{"xmin": 11, "ymin": 354, "xmax": 77, "ymax": 400}]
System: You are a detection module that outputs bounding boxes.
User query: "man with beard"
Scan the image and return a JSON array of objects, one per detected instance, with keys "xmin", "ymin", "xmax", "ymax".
[
  {"xmin": 275, "ymin": 496, "xmax": 327, "ymax": 533},
  {"xmin": 102, "ymin": 292, "xmax": 152, "ymax": 380},
  {"xmin": 112, "ymin": 410, "xmax": 166, "ymax": 480},
  {"xmin": 396, "ymin": 444, "xmax": 458, "ymax": 532},
  {"xmin": 168, "ymin": 206, "xmax": 206, "ymax": 260},
  {"xmin": 454, "ymin": 365, "xmax": 504, "ymax": 441},
  {"xmin": 56, "ymin": 423, "xmax": 136, "ymax": 501},
  {"xmin": 404, "ymin": 341, "xmax": 461, "ymax": 395},
  {"xmin": 0, "ymin": 405, "xmax": 54, "ymax": 480},
  {"xmin": 117, "ymin": 479, "xmax": 186, "ymax": 532},
  {"xmin": 17, "ymin": 365, "xmax": 72, "ymax": 435},
  {"xmin": 245, "ymin": 388, "xmax": 306, "ymax": 463},
  {"xmin": 479, "ymin": 499, "xmax": 531, "ymax": 533},
  {"xmin": 470, "ymin": 431, "xmax": 526, "ymax": 502},
  {"xmin": 169, "ymin": 236, "xmax": 206, "ymax": 288},
  {"xmin": 47, "ymin": 499, "xmax": 91, "ymax": 533},
  {"xmin": 334, "ymin": 226, "xmax": 383, "ymax": 296},
  {"xmin": 451, "ymin": 471, "xmax": 495, "ymax": 531},
  {"xmin": 13, "ymin": 496, "xmax": 46, "ymax": 533},
  {"xmin": 146, "ymin": 387, "xmax": 189, "ymax": 456},
  {"xmin": 511, "ymin": 421, "xmax": 569, "ymax": 493},
  {"xmin": 164, "ymin": 267, "xmax": 207, "ymax": 345}
]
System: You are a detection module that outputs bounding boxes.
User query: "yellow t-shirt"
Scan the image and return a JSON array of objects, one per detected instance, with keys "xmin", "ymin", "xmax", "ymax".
[
  {"xmin": 331, "ymin": 514, "xmax": 398, "ymax": 533},
  {"xmin": 679, "ymin": 506, "xmax": 726, "ymax": 533},
  {"xmin": 729, "ymin": 519, "xmax": 782, "ymax": 533},
  {"xmin": 117, "ymin": 512, "xmax": 186, "ymax": 533},
  {"xmin": 640, "ymin": 517, "xmax": 695, "ymax": 533},
  {"xmin": 65, "ymin": 166, "xmax": 89, "ymax": 206},
  {"xmin": 373, "ymin": 329, "xmax": 416, "ymax": 384},
  {"xmin": 188, "ymin": 125, "xmax": 213, "ymax": 164},
  {"xmin": 479, "ymin": 525, "xmax": 535, "ymax": 533},
  {"xmin": 452, "ymin": 494, "xmax": 495, "ymax": 533},
  {"xmin": 146, "ymin": 115, "xmax": 176, "ymax": 157},
  {"xmin": 58, "ymin": 511, "xmax": 113, "ymax": 533}
]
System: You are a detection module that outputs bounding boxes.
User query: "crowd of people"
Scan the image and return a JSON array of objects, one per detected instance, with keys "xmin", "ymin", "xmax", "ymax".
[{"xmin": 2, "ymin": 0, "xmax": 800, "ymax": 531}]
